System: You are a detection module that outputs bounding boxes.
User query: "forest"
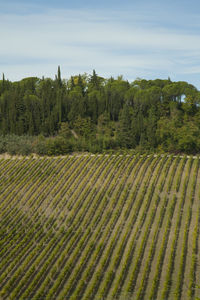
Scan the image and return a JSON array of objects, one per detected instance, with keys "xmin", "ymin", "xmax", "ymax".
[{"xmin": 0, "ymin": 67, "xmax": 200, "ymax": 155}]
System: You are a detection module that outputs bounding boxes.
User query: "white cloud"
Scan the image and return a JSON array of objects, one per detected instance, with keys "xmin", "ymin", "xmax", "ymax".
[
  {"xmin": 0, "ymin": 7, "xmax": 200, "ymax": 88},
  {"xmin": 181, "ymin": 66, "xmax": 200, "ymax": 74}
]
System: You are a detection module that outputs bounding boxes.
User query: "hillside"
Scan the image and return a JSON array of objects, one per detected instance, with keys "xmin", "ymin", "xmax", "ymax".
[
  {"xmin": 1, "ymin": 72, "xmax": 200, "ymax": 155},
  {"xmin": 0, "ymin": 154, "xmax": 200, "ymax": 299}
]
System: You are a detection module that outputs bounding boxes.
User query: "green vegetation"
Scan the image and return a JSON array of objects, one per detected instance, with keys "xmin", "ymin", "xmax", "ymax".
[
  {"xmin": 1, "ymin": 69, "xmax": 200, "ymax": 154},
  {"xmin": 1, "ymin": 154, "xmax": 200, "ymax": 299}
]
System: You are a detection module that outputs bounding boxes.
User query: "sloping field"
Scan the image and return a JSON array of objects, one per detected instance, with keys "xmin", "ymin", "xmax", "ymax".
[{"xmin": 0, "ymin": 154, "xmax": 200, "ymax": 300}]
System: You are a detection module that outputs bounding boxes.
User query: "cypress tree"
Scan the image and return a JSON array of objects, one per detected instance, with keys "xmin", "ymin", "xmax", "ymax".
[
  {"xmin": 2, "ymin": 73, "xmax": 5, "ymax": 92},
  {"xmin": 57, "ymin": 65, "xmax": 62, "ymax": 88},
  {"xmin": 118, "ymin": 104, "xmax": 133, "ymax": 148}
]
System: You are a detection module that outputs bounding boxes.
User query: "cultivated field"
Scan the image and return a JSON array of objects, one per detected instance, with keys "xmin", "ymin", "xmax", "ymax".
[{"xmin": 0, "ymin": 154, "xmax": 200, "ymax": 300}]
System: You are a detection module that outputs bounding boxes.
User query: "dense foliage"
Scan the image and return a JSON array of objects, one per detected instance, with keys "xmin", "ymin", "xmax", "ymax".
[{"xmin": 0, "ymin": 68, "xmax": 200, "ymax": 154}]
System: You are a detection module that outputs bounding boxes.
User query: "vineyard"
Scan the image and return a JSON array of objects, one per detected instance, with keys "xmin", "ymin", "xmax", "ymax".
[{"xmin": 0, "ymin": 153, "xmax": 200, "ymax": 300}]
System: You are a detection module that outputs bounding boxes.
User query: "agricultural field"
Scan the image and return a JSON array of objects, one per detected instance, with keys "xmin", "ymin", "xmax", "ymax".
[{"xmin": 0, "ymin": 153, "xmax": 200, "ymax": 300}]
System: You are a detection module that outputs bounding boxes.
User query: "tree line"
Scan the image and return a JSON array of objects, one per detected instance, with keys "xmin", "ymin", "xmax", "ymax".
[{"xmin": 0, "ymin": 67, "xmax": 200, "ymax": 154}]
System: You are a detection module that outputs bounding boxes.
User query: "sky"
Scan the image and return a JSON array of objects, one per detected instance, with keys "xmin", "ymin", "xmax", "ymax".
[{"xmin": 1, "ymin": 0, "xmax": 200, "ymax": 88}]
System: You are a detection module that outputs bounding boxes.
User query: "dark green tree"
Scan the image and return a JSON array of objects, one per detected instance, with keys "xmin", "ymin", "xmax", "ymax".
[{"xmin": 117, "ymin": 104, "xmax": 134, "ymax": 148}]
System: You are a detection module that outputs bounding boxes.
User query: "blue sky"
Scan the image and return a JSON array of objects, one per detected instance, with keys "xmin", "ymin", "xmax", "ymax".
[{"xmin": 1, "ymin": 0, "xmax": 200, "ymax": 88}]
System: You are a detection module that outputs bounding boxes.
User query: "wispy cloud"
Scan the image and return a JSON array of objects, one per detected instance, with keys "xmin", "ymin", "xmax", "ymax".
[{"xmin": 1, "ymin": 4, "xmax": 200, "ymax": 88}]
